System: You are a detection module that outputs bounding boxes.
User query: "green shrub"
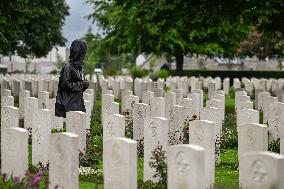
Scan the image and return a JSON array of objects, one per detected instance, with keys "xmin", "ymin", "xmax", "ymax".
[
  {"xmin": 158, "ymin": 70, "xmax": 170, "ymax": 79},
  {"xmin": 130, "ymin": 66, "xmax": 148, "ymax": 79},
  {"xmin": 219, "ymin": 113, "xmax": 238, "ymax": 150},
  {"xmin": 171, "ymin": 70, "xmax": 284, "ymax": 80},
  {"xmin": 149, "ymin": 145, "xmax": 167, "ymax": 186},
  {"xmin": 268, "ymin": 138, "xmax": 280, "ymax": 153},
  {"xmin": 104, "ymin": 65, "xmax": 118, "ymax": 76}
]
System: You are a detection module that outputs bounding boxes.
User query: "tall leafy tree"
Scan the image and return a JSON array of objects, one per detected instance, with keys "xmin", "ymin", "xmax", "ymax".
[
  {"xmin": 0, "ymin": 0, "xmax": 69, "ymax": 58},
  {"xmin": 87, "ymin": 0, "xmax": 284, "ymax": 75}
]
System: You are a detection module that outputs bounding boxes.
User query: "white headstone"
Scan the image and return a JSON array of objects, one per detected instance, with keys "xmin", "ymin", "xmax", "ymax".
[
  {"xmin": 24, "ymin": 97, "xmax": 38, "ymax": 129},
  {"xmin": 188, "ymin": 120, "xmax": 215, "ymax": 188},
  {"xmin": 150, "ymin": 97, "xmax": 165, "ymax": 117},
  {"xmin": 19, "ymin": 90, "xmax": 30, "ymax": 119},
  {"xmin": 164, "ymin": 92, "xmax": 177, "ymax": 117},
  {"xmin": 133, "ymin": 103, "xmax": 150, "ymax": 141},
  {"xmin": 49, "ymin": 132, "xmax": 79, "ymax": 189},
  {"xmin": 238, "ymin": 123, "xmax": 268, "ymax": 159},
  {"xmin": 1, "ymin": 106, "xmax": 19, "ymax": 132},
  {"xmin": 32, "ymin": 109, "xmax": 51, "ymax": 166},
  {"xmin": 168, "ymin": 105, "xmax": 184, "ymax": 145},
  {"xmin": 237, "ymin": 109, "xmax": 259, "ymax": 128},
  {"xmin": 1, "ymin": 127, "xmax": 29, "ymax": 178},
  {"xmin": 103, "ymin": 137, "xmax": 137, "ymax": 189},
  {"xmin": 167, "ymin": 144, "xmax": 206, "ymax": 189},
  {"xmin": 66, "ymin": 111, "xmax": 87, "ymax": 153},
  {"xmin": 144, "ymin": 116, "xmax": 168, "ymax": 182},
  {"xmin": 239, "ymin": 151, "xmax": 284, "ymax": 189},
  {"xmin": 103, "ymin": 113, "xmax": 125, "ymax": 140},
  {"xmin": 1, "ymin": 95, "xmax": 14, "ymax": 108}
]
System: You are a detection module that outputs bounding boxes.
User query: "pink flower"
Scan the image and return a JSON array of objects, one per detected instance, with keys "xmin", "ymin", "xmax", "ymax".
[{"xmin": 32, "ymin": 176, "xmax": 41, "ymax": 186}]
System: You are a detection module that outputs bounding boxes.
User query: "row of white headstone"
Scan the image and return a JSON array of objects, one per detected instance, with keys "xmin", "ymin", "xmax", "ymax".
[
  {"xmin": 99, "ymin": 75, "xmax": 284, "ymax": 189},
  {"xmin": 1, "ymin": 80, "xmax": 96, "ymax": 189},
  {"xmin": 100, "ymin": 75, "xmax": 223, "ymax": 188}
]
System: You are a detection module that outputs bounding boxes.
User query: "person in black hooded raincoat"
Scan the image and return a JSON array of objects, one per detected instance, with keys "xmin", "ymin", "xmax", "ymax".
[{"xmin": 55, "ymin": 40, "xmax": 89, "ymax": 118}]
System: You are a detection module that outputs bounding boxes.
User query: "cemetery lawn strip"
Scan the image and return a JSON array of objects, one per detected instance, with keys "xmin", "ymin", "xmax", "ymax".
[
  {"xmin": 216, "ymin": 149, "xmax": 239, "ymax": 187},
  {"xmin": 138, "ymin": 158, "xmax": 144, "ymax": 182},
  {"xmin": 225, "ymin": 95, "xmax": 235, "ymax": 114},
  {"xmin": 80, "ymin": 181, "xmax": 103, "ymax": 189}
]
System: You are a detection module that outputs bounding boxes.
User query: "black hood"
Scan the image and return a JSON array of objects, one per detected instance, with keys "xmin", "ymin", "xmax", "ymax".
[{"xmin": 69, "ymin": 40, "xmax": 87, "ymax": 69}]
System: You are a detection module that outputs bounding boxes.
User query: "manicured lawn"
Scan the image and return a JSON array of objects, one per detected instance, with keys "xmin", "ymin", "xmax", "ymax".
[
  {"xmin": 80, "ymin": 181, "xmax": 102, "ymax": 189},
  {"xmin": 215, "ymin": 149, "xmax": 239, "ymax": 188}
]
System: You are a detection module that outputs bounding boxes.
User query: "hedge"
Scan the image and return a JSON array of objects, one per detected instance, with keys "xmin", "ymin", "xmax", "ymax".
[{"xmin": 171, "ymin": 70, "xmax": 284, "ymax": 80}]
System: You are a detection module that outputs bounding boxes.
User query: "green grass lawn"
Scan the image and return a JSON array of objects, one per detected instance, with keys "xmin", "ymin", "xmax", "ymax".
[{"xmin": 215, "ymin": 149, "xmax": 239, "ymax": 188}]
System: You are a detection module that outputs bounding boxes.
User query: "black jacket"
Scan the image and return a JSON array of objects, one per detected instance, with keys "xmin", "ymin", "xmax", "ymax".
[
  {"xmin": 55, "ymin": 40, "xmax": 88, "ymax": 118},
  {"xmin": 55, "ymin": 63, "xmax": 88, "ymax": 118}
]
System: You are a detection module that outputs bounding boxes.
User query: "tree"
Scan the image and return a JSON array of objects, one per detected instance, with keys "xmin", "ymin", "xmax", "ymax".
[
  {"xmin": 0, "ymin": 0, "xmax": 69, "ymax": 58},
  {"xmin": 82, "ymin": 26, "xmax": 136, "ymax": 75},
  {"xmin": 87, "ymin": 0, "xmax": 283, "ymax": 75},
  {"xmin": 239, "ymin": 28, "xmax": 282, "ymax": 60}
]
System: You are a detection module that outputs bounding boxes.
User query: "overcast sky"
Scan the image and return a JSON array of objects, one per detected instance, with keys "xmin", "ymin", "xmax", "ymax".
[{"xmin": 63, "ymin": 0, "xmax": 99, "ymax": 47}]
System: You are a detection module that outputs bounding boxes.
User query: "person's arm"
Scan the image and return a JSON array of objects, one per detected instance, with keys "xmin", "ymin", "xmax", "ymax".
[{"xmin": 60, "ymin": 66, "xmax": 86, "ymax": 92}]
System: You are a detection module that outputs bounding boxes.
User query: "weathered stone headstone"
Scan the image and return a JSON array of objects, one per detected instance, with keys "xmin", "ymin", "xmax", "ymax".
[
  {"xmin": 66, "ymin": 111, "xmax": 87, "ymax": 153},
  {"xmin": 24, "ymin": 97, "xmax": 38, "ymax": 129},
  {"xmin": 32, "ymin": 109, "xmax": 51, "ymax": 166},
  {"xmin": 223, "ymin": 78, "xmax": 230, "ymax": 95},
  {"xmin": 179, "ymin": 98, "xmax": 194, "ymax": 121},
  {"xmin": 188, "ymin": 120, "xmax": 215, "ymax": 188},
  {"xmin": 238, "ymin": 123, "xmax": 268, "ymax": 159},
  {"xmin": 167, "ymin": 144, "xmax": 206, "ymax": 189},
  {"xmin": 164, "ymin": 92, "xmax": 176, "ymax": 117},
  {"xmin": 112, "ymin": 80, "xmax": 120, "ymax": 99},
  {"xmin": 1, "ymin": 127, "xmax": 29, "ymax": 178},
  {"xmin": 150, "ymin": 97, "xmax": 165, "ymax": 117},
  {"xmin": 263, "ymin": 96, "xmax": 278, "ymax": 124},
  {"xmin": 192, "ymin": 89, "xmax": 204, "ymax": 108},
  {"xmin": 1, "ymin": 106, "xmax": 19, "ymax": 131},
  {"xmin": 102, "ymin": 94, "xmax": 115, "ymax": 118},
  {"xmin": 142, "ymin": 91, "xmax": 154, "ymax": 105},
  {"xmin": 255, "ymin": 89, "xmax": 265, "ymax": 109},
  {"xmin": 122, "ymin": 95, "xmax": 139, "ymax": 113},
  {"xmin": 49, "ymin": 132, "xmax": 79, "ymax": 189},
  {"xmin": 49, "ymin": 98, "xmax": 64, "ymax": 129},
  {"xmin": 206, "ymin": 99, "xmax": 224, "ymax": 121},
  {"xmin": 19, "ymin": 90, "xmax": 30, "ymax": 119},
  {"xmin": 31, "ymin": 80, "xmax": 38, "ymax": 97},
  {"xmin": 38, "ymin": 91, "xmax": 49, "ymax": 109},
  {"xmin": 187, "ymin": 93, "xmax": 201, "ymax": 118},
  {"xmin": 84, "ymin": 100, "xmax": 92, "ymax": 130},
  {"xmin": 103, "ymin": 137, "xmax": 137, "ymax": 189},
  {"xmin": 1, "ymin": 95, "xmax": 14, "ymax": 108},
  {"xmin": 237, "ymin": 109, "xmax": 259, "ymax": 128},
  {"xmin": 200, "ymin": 107, "xmax": 222, "ymax": 140},
  {"xmin": 144, "ymin": 116, "xmax": 168, "ymax": 182},
  {"xmin": 268, "ymin": 102, "xmax": 284, "ymax": 140},
  {"xmin": 281, "ymin": 140, "xmax": 284, "ymax": 155},
  {"xmin": 2, "ymin": 89, "xmax": 11, "ymax": 97},
  {"xmin": 208, "ymin": 82, "xmax": 216, "ymax": 99},
  {"xmin": 168, "ymin": 105, "xmax": 184, "ymax": 145},
  {"xmin": 12, "ymin": 80, "xmax": 20, "ymax": 98},
  {"xmin": 103, "ymin": 113, "xmax": 125, "ymax": 140},
  {"xmin": 133, "ymin": 103, "xmax": 150, "ymax": 141},
  {"xmin": 239, "ymin": 151, "xmax": 284, "ymax": 189},
  {"xmin": 237, "ymin": 100, "xmax": 254, "ymax": 115},
  {"xmin": 257, "ymin": 92, "xmax": 270, "ymax": 111}
]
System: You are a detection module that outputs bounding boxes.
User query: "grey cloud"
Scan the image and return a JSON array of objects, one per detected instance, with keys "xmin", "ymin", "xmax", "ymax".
[{"xmin": 63, "ymin": 0, "xmax": 99, "ymax": 47}]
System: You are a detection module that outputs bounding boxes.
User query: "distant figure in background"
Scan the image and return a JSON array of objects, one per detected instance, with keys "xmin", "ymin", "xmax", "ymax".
[
  {"xmin": 160, "ymin": 62, "xmax": 171, "ymax": 71},
  {"xmin": 55, "ymin": 40, "xmax": 89, "ymax": 118}
]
